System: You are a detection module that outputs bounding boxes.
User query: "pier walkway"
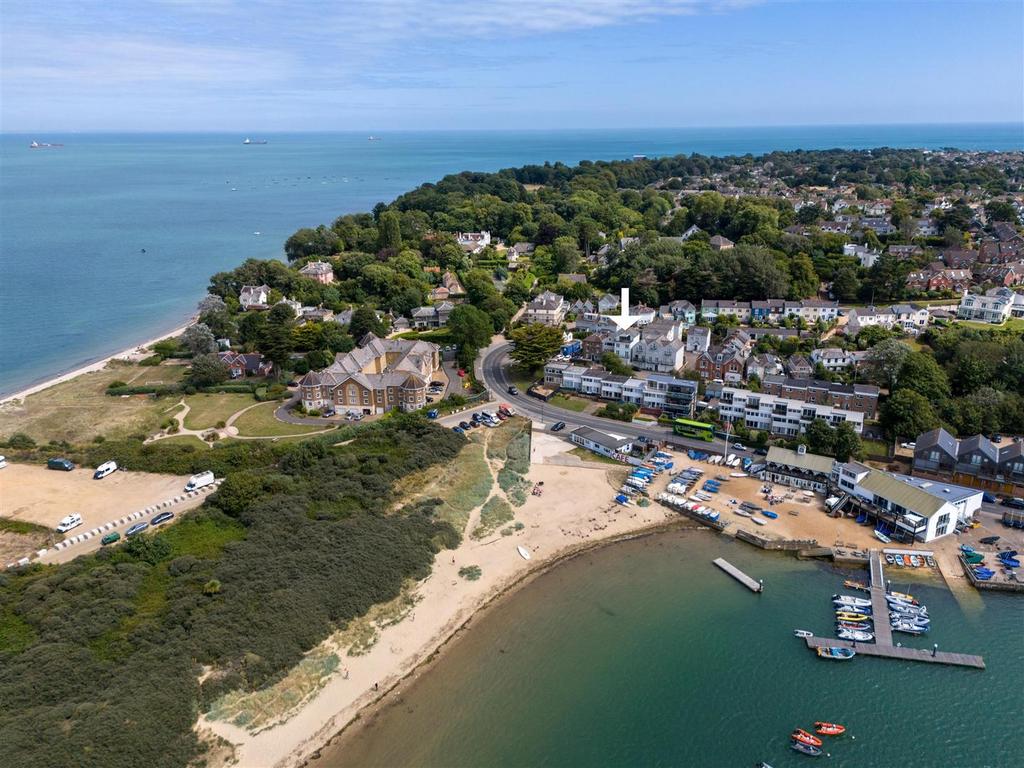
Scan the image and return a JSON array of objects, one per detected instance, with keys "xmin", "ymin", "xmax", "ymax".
[
  {"xmin": 712, "ymin": 558, "xmax": 762, "ymax": 592},
  {"xmin": 808, "ymin": 549, "xmax": 985, "ymax": 670}
]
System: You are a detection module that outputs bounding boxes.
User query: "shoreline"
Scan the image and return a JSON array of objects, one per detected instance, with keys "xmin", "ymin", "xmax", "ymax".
[
  {"xmin": 301, "ymin": 517, "xmax": 703, "ymax": 767},
  {"xmin": 0, "ymin": 315, "xmax": 196, "ymax": 406}
]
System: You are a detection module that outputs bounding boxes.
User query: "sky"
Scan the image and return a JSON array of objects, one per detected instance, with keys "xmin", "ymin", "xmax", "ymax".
[{"xmin": 1, "ymin": 0, "xmax": 1022, "ymax": 132}]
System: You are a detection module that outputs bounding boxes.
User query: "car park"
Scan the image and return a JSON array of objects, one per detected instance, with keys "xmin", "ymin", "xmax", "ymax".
[
  {"xmin": 125, "ymin": 521, "xmax": 149, "ymax": 536},
  {"xmin": 100, "ymin": 532, "xmax": 121, "ymax": 546},
  {"xmin": 551, "ymin": 421, "xmax": 566, "ymax": 432},
  {"xmin": 151, "ymin": 511, "xmax": 175, "ymax": 526},
  {"xmin": 452, "ymin": 426, "xmax": 465, "ymax": 434},
  {"xmin": 459, "ymin": 421, "xmax": 472, "ymax": 430}
]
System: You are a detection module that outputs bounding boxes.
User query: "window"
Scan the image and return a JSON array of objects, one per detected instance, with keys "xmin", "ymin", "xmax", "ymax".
[{"xmin": 935, "ymin": 512, "xmax": 951, "ymax": 536}]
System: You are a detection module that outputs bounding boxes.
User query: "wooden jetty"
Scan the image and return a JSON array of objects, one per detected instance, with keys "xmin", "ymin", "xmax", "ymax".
[
  {"xmin": 712, "ymin": 557, "xmax": 762, "ymax": 592},
  {"xmin": 810, "ymin": 549, "xmax": 985, "ymax": 670}
]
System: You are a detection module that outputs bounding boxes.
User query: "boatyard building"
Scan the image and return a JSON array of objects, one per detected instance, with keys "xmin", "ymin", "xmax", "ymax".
[{"xmin": 759, "ymin": 446, "xmax": 836, "ymax": 493}]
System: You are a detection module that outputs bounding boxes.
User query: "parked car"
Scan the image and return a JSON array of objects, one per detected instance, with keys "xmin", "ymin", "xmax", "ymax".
[
  {"xmin": 457, "ymin": 369, "xmax": 466, "ymax": 377},
  {"xmin": 507, "ymin": 385, "xmax": 519, "ymax": 395},
  {"xmin": 459, "ymin": 421, "xmax": 471, "ymax": 430},
  {"xmin": 56, "ymin": 513, "xmax": 83, "ymax": 533},
  {"xmin": 496, "ymin": 412, "xmax": 507, "ymax": 420},
  {"xmin": 185, "ymin": 471, "xmax": 215, "ymax": 492},
  {"xmin": 151, "ymin": 511, "xmax": 175, "ymax": 526},
  {"xmin": 982, "ymin": 492, "xmax": 997, "ymax": 504},
  {"xmin": 754, "ymin": 447, "xmax": 768, "ymax": 456},
  {"xmin": 1002, "ymin": 497, "xmax": 1024, "ymax": 510},
  {"xmin": 427, "ymin": 409, "xmax": 439, "ymax": 419},
  {"xmin": 93, "ymin": 460, "xmax": 118, "ymax": 480},
  {"xmin": 322, "ymin": 407, "xmax": 336, "ymax": 417},
  {"xmin": 47, "ymin": 457, "xmax": 75, "ymax": 471},
  {"xmin": 0, "ymin": 455, "xmax": 6, "ymax": 469},
  {"xmin": 452, "ymin": 426, "xmax": 465, "ymax": 435},
  {"xmin": 551, "ymin": 421, "xmax": 566, "ymax": 432},
  {"xmin": 731, "ymin": 443, "xmax": 746, "ymax": 452},
  {"xmin": 430, "ymin": 381, "xmax": 445, "ymax": 388},
  {"xmin": 125, "ymin": 521, "xmax": 149, "ymax": 536},
  {"xmin": 100, "ymin": 532, "xmax": 121, "ymax": 546},
  {"xmin": 900, "ymin": 441, "xmax": 917, "ymax": 450}
]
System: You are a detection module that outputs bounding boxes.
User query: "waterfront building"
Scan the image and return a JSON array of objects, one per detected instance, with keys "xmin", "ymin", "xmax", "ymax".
[
  {"xmin": 706, "ymin": 382, "xmax": 865, "ymax": 436},
  {"xmin": 569, "ymin": 426, "xmax": 633, "ymax": 460},
  {"xmin": 759, "ymin": 445, "xmax": 835, "ymax": 492}
]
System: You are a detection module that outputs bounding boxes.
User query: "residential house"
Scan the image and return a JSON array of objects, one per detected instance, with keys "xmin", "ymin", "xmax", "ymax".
[
  {"xmin": 941, "ymin": 248, "xmax": 978, "ymax": 270},
  {"xmin": 523, "ymin": 290, "xmax": 568, "ymax": 326},
  {"xmin": 914, "ymin": 218, "xmax": 940, "ymax": 237},
  {"xmin": 846, "ymin": 304, "xmax": 930, "ymax": 336},
  {"xmin": 974, "ymin": 262, "xmax": 1024, "ymax": 287},
  {"xmin": 913, "ymin": 428, "xmax": 1024, "ymax": 488},
  {"xmin": 630, "ymin": 319, "xmax": 687, "ymax": 373},
  {"xmin": 889, "ymin": 244, "xmax": 924, "ymax": 259},
  {"xmin": 544, "ymin": 363, "xmax": 697, "ymax": 418},
  {"xmin": 760, "ymin": 375, "xmax": 880, "ymax": 418},
  {"xmin": 785, "ymin": 355, "xmax": 813, "ymax": 378},
  {"xmin": 706, "ymin": 382, "xmax": 865, "ymax": 436},
  {"xmin": 297, "ymin": 333, "xmax": 440, "ymax": 414},
  {"xmin": 507, "ymin": 242, "xmax": 535, "ymax": 264},
  {"xmin": 299, "ymin": 306, "xmax": 334, "ymax": 323},
  {"xmin": 581, "ymin": 333, "xmax": 606, "ymax": 361},
  {"xmin": 818, "ymin": 221, "xmax": 851, "ymax": 234},
  {"xmin": 700, "ymin": 299, "xmax": 751, "ymax": 323},
  {"xmin": 597, "ymin": 293, "xmax": 620, "ymax": 313},
  {"xmin": 957, "ymin": 287, "xmax": 1024, "ymax": 324},
  {"xmin": 810, "ymin": 347, "xmax": 855, "ymax": 373},
  {"xmin": 844, "ymin": 243, "xmax": 881, "ymax": 268},
  {"xmin": 239, "ymin": 284, "xmax": 271, "ymax": 311},
  {"xmin": 658, "ymin": 300, "xmax": 697, "ymax": 326},
  {"xmin": 410, "ymin": 301, "xmax": 454, "ymax": 329},
  {"xmin": 298, "ymin": 261, "xmax": 335, "ymax": 284},
  {"xmin": 861, "ymin": 217, "xmax": 897, "ymax": 236},
  {"xmin": 456, "ymin": 231, "xmax": 491, "ymax": 254},
  {"xmin": 709, "ymin": 235, "xmax": 734, "ymax": 251},
  {"xmin": 685, "ymin": 326, "xmax": 711, "ymax": 354},
  {"xmin": 218, "ymin": 351, "xmax": 272, "ymax": 378},
  {"xmin": 912, "ymin": 428, "xmax": 960, "ymax": 475},
  {"xmin": 745, "ymin": 353, "xmax": 783, "ymax": 381}
]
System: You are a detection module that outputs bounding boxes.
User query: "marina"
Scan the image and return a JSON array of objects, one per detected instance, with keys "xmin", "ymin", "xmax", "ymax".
[
  {"xmin": 712, "ymin": 557, "xmax": 763, "ymax": 592},
  {"xmin": 806, "ymin": 550, "xmax": 986, "ymax": 670}
]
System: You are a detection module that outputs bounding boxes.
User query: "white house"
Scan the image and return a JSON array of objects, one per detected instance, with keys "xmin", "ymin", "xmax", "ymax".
[
  {"xmin": 846, "ymin": 304, "xmax": 930, "ymax": 336},
  {"xmin": 810, "ymin": 347, "xmax": 855, "ymax": 373},
  {"xmin": 523, "ymin": 291, "xmax": 567, "ymax": 326},
  {"xmin": 239, "ymin": 284, "xmax": 271, "ymax": 310},
  {"xmin": 957, "ymin": 287, "xmax": 1024, "ymax": 324},
  {"xmin": 843, "ymin": 243, "xmax": 881, "ymax": 268},
  {"xmin": 456, "ymin": 231, "xmax": 492, "ymax": 254},
  {"xmin": 570, "ymin": 426, "xmax": 633, "ymax": 461},
  {"xmin": 710, "ymin": 385, "xmax": 865, "ymax": 436}
]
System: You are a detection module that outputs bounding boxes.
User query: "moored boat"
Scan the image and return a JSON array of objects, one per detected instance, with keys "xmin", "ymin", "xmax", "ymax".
[
  {"xmin": 815, "ymin": 722, "xmax": 846, "ymax": 736},
  {"xmin": 791, "ymin": 729, "xmax": 823, "ymax": 747},
  {"xmin": 790, "ymin": 740, "xmax": 824, "ymax": 756},
  {"xmin": 817, "ymin": 646, "xmax": 855, "ymax": 660},
  {"xmin": 832, "ymin": 594, "xmax": 871, "ymax": 607},
  {"xmin": 873, "ymin": 530, "xmax": 892, "ymax": 544},
  {"xmin": 887, "ymin": 590, "xmax": 916, "ymax": 602},
  {"xmin": 835, "ymin": 611, "xmax": 869, "ymax": 622},
  {"xmin": 837, "ymin": 628, "xmax": 874, "ymax": 642},
  {"xmin": 793, "ymin": 629, "xmax": 814, "ymax": 638},
  {"xmin": 843, "ymin": 579, "xmax": 869, "ymax": 591},
  {"xmin": 836, "ymin": 621, "xmax": 871, "ymax": 632}
]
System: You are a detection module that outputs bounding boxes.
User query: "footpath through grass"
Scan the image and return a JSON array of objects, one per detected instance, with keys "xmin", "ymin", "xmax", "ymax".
[
  {"xmin": 230, "ymin": 401, "xmax": 325, "ymax": 437},
  {"xmin": 182, "ymin": 393, "xmax": 256, "ymax": 430}
]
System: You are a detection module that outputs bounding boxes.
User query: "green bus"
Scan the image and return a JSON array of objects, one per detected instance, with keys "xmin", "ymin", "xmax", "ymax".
[{"xmin": 672, "ymin": 418, "xmax": 715, "ymax": 441}]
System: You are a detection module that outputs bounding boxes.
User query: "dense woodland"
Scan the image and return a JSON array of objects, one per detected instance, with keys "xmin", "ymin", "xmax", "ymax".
[{"xmin": 0, "ymin": 418, "xmax": 463, "ymax": 767}]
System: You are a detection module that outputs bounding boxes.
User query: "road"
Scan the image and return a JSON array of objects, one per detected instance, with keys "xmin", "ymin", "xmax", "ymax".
[{"xmin": 479, "ymin": 342, "xmax": 753, "ymax": 460}]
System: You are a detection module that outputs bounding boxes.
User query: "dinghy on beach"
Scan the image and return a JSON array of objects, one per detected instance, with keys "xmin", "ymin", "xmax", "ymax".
[{"xmin": 517, "ymin": 546, "xmax": 531, "ymax": 561}]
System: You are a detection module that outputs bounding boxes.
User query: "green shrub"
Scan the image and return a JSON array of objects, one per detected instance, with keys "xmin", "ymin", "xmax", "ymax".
[
  {"xmin": 458, "ymin": 565, "xmax": 482, "ymax": 581},
  {"xmin": 139, "ymin": 355, "xmax": 163, "ymax": 366},
  {"xmin": 5, "ymin": 432, "xmax": 36, "ymax": 449}
]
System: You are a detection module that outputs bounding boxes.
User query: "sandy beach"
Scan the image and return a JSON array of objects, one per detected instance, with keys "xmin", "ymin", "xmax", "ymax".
[
  {"xmin": 199, "ymin": 433, "xmax": 693, "ymax": 768},
  {"xmin": 0, "ymin": 318, "xmax": 194, "ymax": 406}
]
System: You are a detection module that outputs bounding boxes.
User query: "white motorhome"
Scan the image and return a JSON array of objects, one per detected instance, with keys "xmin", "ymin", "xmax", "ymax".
[
  {"xmin": 185, "ymin": 471, "xmax": 215, "ymax": 492},
  {"xmin": 93, "ymin": 461, "xmax": 118, "ymax": 480},
  {"xmin": 56, "ymin": 513, "xmax": 83, "ymax": 533}
]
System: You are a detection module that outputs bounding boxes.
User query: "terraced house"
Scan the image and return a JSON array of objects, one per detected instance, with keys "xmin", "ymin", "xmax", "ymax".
[
  {"xmin": 298, "ymin": 333, "xmax": 440, "ymax": 415},
  {"xmin": 913, "ymin": 428, "xmax": 1024, "ymax": 490}
]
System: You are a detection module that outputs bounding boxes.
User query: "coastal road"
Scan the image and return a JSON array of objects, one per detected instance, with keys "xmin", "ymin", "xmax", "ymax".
[{"xmin": 479, "ymin": 342, "xmax": 751, "ymax": 460}]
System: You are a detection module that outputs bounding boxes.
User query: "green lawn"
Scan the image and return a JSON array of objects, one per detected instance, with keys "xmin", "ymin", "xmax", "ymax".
[
  {"xmin": 861, "ymin": 439, "xmax": 892, "ymax": 459},
  {"xmin": 954, "ymin": 317, "xmax": 1024, "ymax": 333},
  {"xmin": 182, "ymin": 393, "xmax": 256, "ymax": 430},
  {"xmin": 157, "ymin": 434, "xmax": 211, "ymax": 447},
  {"xmin": 569, "ymin": 446, "xmax": 622, "ymax": 465},
  {"xmin": 550, "ymin": 394, "xmax": 587, "ymax": 412},
  {"xmin": 230, "ymin": 402, "xmax": 326, "ymax": 437}
]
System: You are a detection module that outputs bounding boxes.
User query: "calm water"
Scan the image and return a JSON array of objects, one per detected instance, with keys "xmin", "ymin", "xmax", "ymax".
[
  {"xmin": 326, "ymin": 531, "xmax": 1023, "ymax": 768},
  {"xmin": 2, "ymin": 124, "xmax": 1023, "ymax": 396}
]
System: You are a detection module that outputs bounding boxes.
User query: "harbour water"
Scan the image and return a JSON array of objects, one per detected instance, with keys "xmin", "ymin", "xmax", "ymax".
[
  {"xmin": 2, "ymin": 124, "xmax": 1022, "ymax": 396},
  {"xmin": 324, "ymin": 531, "xmax": 1023, "ymax": 768}
]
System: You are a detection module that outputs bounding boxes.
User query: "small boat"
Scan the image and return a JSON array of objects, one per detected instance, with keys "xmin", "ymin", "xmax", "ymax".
[
  {"xmin": 874, "ymin": 530, "xmax": 892, "ymax": 544},
  {"xmin": 835, "ymin": 612, "xmax": 869, "ymax": 622},
  {"xmin": 817, "ymin": 646, "xmax": 856, "ymax": 660},
  {"xmin": 791, "ymin": 729, "xmax": 823, "ymax": 747},
  {"xmin": 887, "ymin": 590, "xmax": 916, "ymax": 603},
  {"xmin": 836, "ymin": 621, "xmax": 872, "ymax": 632},
  {"xmin": 1003, "ymin": 550, "xmax": 1018, "ymax": 557},
  {"xmin": 517, "ymin": 546, "xmax": 531, "ymax": 561},
  {"xmin": 837, "ymin": 628, "xmax": 874, "ymax": 642},
  {"xmin": 790, "ymin": 741, "xmax": 823, "ymax": 756},
  {"xmin": 925, "ymin": 556, "xmax": 936, "ymax": 567},
  {"xmin": 752, "ymin": 517, "xmax": 767, "ymax": 526},
  {"xmin": 909, "ymin": 555, "xmax": 921, "ymax": 567},
  {"xmin": 815, "ymin": 722, "xmax": 846, "ymax": 736},
  {"xmin": 963, "ymin": 552, "xmax": 985, "ymax": 564},
  {"xmin": 794, "ymin": 629, "xmax": 814, "ymax": 638},
  {"xmin": 885, "ymin": 553, "xmax": 896, "ymax": 565},
  {"xmin": 843, "ymin": 579, "xmax": 869, "ymax": 591},
  {"xmin": 762, "ymin": 510, "xmax": 778, "ymax": 519},
  {"xmin": 832, "ymin": 594, "xmax": 871, "ymax": 607},
  {"xmin": 892, "ymin": 622, "xmax": 928, "ymax": 635},
  {"xmin": 736, "ymin": 509, "xmax": 753, "ymax": 517},
  {"xmin": 980, "ymin": 536, "xmax": 1000, "ymax": 545}
]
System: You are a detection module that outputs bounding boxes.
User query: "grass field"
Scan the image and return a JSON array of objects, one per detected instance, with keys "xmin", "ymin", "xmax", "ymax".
[
  {"xmin": 182, "ymin": 393, "xmax": 256, "ymax": 430},
  {"xmin": 550, "ymin": 394, "xmax": 588, "ymax": 412},
  {"xmin": 569, "ymin": 446, "xmax": 622, "ymax": 465},
  {"xmin": 0, "ymin": 362, "xmax": 185, "ymax": 444},
  {"xmin": 230, "ymin": 402, "xmax": 325, "ymax": 437},
  {"xmin": 954, "ymin": 317, "xmax": 1024, "ymax": 332}
]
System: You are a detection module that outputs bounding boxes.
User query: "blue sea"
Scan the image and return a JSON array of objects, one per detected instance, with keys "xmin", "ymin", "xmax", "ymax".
[{"xmin": 1, "ymin": 124, "xmax": 1022, "ymax": 396}]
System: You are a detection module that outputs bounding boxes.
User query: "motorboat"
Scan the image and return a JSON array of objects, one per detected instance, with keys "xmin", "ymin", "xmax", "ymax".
[
  {"xmin": 834, "ymin": 612, "xmax": 870, "ymax": 622},
  {"xmin": 887, "ymin": 590, "xmax": 917, "ymax": 603},
  {"xmin": 843, "ymin": 580, "xmax": 869, "ymax": 592},
  {"xmin": 884, "ymin": 553, "xmax": 896, "ymax": 565},
  {"xmin": 832, "ymin": 594, "xmax": 871, "ymax": 607},
  {"xmin": 835, "ymin": 621, "xmax": 872, "ymax": 632},
  {"xmin": 837, "ymin": 628, "xmax": 874, "ymax": 642},
  {"xmin": 891, "ymin": 621, "xmax": 928, "ymax": 635},
  {"xmin": 963, "ymin": 552, "xmax": 985, "ymax": 564},
  {"xmin": 791, "ymin": 729, "xmax": 822, "ymax": 747},
  {"xmin": 790, "ymin": 741, "xmax": 823, "ymax": 756},
  {"xmin": 815, "ymin": 722, "xmax": 846, "ymax": 736},
  {"xmin": 752, "ymin": 517, "xmax": 767, "ymax": 526},
  {"xmin": 909, "ymin": 555, "xmax": 921, "ymax": 567},
  {"xmin": 793, "ymin": 629, "xmax": 814, "ymax": 638}
]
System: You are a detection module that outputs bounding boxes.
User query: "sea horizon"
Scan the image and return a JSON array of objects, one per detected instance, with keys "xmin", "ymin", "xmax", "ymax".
[{"xmin": 2, "ymin": 122, "xmax": 1022, "ymax": 398}]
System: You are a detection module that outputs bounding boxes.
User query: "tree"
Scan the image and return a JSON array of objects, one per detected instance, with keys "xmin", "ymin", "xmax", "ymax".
[
  {"xmin": 831, "ymin": 267, "xmax": 860, "ymax": 302},
  {"xmin": 864, "ymin": 339, "xmax": 911, "ymax": 390},
  {"xmin": 788, "ymin": 253, "xmax": 819, "ymax": 299},
  {"xmin": 188, "ymin": 353, "xmax": 229, "ymax": 387},
  {"xmin": 284, "ymin": 226, "xmax": 340, "ymax": 261},
  {"xmin": 833, "ymin": 422, "xmax": 862, "ymax": 462},
  {"xmin": 894, "ymin": 352, "xmax": 950, "ymax": 404},
  {"xmin": 348, "ymin": 307, "xmax": 386, "ymax": 341},
  {"xmin": 550, "ymin": 236, "xmax": 581, "ymax": 275},
  {"xmin": 805, "ymin": 419, "xmax": 836, "ymax": 456},
  {"xmin": 600, "ymin": 351, "xmax": 633, "ymax": 376},
  {"xmin": 197, "ymin": 294, "xmax": 226, "ymax": 314},
  {"xmin": 181, "ymin": 323, "xmax": 216, "ymax": 356},
  {"xmin": 377, "ymin": 210, "xmax": 402, "ymax": 252},
  {"xmin": 508, "ymin": 323, "xmax": 564, "ymax": 372},
  {"xmin": 238, "ymin": 312, "xmax": 268, "ymax": 348},
  {"xmin": 261, "ymin": 304, "xmax": 296, "ymax": 376},
  {"xmin": 448, "ymin": 305, "xmax": 493, "ymax": 348},
  {"xmin": 881, "ymin": 389, "xmax": 940, "ymax": 440}
]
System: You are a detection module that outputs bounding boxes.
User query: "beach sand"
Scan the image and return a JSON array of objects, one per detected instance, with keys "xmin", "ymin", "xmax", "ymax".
[
  {"xmin": 200, "ymin": 439, "xmax": 688, "ymax": 768},
  {"xmin": 0, "ymin": 320, "xmax": 193, "ymax": 406}
]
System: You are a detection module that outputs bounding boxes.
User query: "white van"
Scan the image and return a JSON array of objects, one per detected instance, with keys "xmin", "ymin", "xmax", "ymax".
[
  {"xmin": 0, "ymin": 455, "xmax": 7, "ymax": 469},
  {"xmin": 93, "ymin": 461, "xmax": 118, "ymax": 480},
  {"xmin": 56, "ymin": 513, "xmax": 83, "ymax": 533},
  {"xmin": 185, "ymin": 471, "xmax": 215, "ymax": 492}
]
